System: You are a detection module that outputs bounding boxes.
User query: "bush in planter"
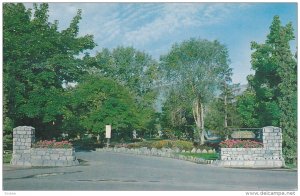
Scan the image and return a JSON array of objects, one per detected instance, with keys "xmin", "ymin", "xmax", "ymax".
[{"xmin": 219, "ymin": 139, "xmax": 263, "ymax": 148}]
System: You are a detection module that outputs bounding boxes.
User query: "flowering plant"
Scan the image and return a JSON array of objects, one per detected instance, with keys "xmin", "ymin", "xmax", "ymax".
[
  {"xmin": 33, "ymin": 140, "xmax": 73, "ymax": 148},
  {"xmin": 219, "ymin": 139, "xmax": 263, "ymax": 148}
]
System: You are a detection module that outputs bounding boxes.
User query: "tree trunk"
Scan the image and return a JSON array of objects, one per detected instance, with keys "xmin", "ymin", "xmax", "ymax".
[
  {"xmin": 224, "ymin": 82, "xmax": 229, "ymax": 140},
  {"xmin": 192, "ymin": 97, "xmax": 205, "ymax": 145},
  {"xmin": 224, "ymin": 93, "xmax": 228, "ymax": 128}
]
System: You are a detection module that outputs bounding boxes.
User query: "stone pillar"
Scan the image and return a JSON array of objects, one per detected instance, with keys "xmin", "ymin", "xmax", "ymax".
[
  {"xmin": 262, "ymin": 126, "xmax": 285, "ymax": 167},
  {"xmin": 11, "ymin": 126, "xmax": 35, "ymax": 166}
]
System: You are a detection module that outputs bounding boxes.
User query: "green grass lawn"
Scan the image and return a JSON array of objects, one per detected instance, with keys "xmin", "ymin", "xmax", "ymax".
[{"xmin": 178, "ymin": 152, "xmax": 219, "ymax": 160}]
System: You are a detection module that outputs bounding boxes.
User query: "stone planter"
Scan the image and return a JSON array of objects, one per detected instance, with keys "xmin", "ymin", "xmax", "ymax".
[
  {"xmin": 11, "ymin": 126, "xmax": 79, "ymax": 167},
  {"xmin": 216, "ymin": 126, "xmax": 285, "ymax": 168}
]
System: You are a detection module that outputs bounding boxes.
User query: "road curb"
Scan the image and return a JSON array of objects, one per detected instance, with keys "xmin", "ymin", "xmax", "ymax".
[{"xmin": 95, "ymin": 147, "xmax": 214, "ymax": 165}]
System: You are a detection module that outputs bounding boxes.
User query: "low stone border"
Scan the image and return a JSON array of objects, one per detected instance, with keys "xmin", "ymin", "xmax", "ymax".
[{"xmin": 96, "ymin": 147, "xmax": 215, "ymax": 164}]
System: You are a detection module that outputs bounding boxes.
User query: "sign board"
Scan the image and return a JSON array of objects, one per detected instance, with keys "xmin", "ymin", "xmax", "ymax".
[
  {"xmin": 231, "ymin": 131, "xmax": 255, "ymax": 139},
  {"xmin": 105, "ymin": 125, "xmax": 111, "ymax": 138}
]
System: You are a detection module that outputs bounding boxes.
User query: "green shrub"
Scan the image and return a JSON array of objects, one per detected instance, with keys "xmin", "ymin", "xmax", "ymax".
[
  {"xmin": 170, "ymin": 140, "xmax": 193, "ymax": 151},
  {"xmin": 125, "ymin": 141, "xmax": 152, "ymax": 149},
  {"xmin": 72, "ymin": 138, "xmax": 103, "ymax": 150},
  {"xmin": 162, "ymin": 129, "xmax": 177, "ymax": 140},
  {"xmin": 126, "ymin": 143, "xmax": 141, "ymax": 149},
  {"xmin": 3, "ymin": 117, "xmax": 14, "ymax": 135},
  {"xmin": 3, "ymin": 134, "xmax": 13, "ymax": 151},
  {"xmin": 114, "ymin": 139, "xmax": 194, "ymax": 151},
  {"xmin": 152, "ymin": 140, "xmax": 173, "ymax": 149},
  {"xmin": 3, "ymin": 152, "xmax": 12, "ymax": 164},
  {"xmin": 138, "ymin": 140, "xmax": 194, "ymax": 150},
  {"xmin": 132, "ymin": 138, "xmax": 143, "ymax": 142}
]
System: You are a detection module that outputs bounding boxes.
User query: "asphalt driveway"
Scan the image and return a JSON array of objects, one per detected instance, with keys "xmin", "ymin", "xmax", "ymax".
[{"xmin": 2, "ymin": 151, "xmax": 298, "ymax": 191}]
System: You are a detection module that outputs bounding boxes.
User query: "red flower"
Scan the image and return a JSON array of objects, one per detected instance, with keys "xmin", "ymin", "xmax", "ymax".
[
  {"xmin": 220, "ymin": 139, "xmax": 263, "ymax": 148},
  {"xmin": 33, "ymin": 140, "xmax": 72, "ymax": 148}
]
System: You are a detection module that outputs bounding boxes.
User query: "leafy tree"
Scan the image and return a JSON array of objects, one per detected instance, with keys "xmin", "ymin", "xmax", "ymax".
[
  {"xmin": 249, "ymin": 15, "xmax": 297, "ymax": 164},
  {"xmin": 160, "ymin": 38, "xmax": 231, "ymax": 144},
  {"xmin": 204, "ymin": 100, "xmax": 224, "ymax": 131},
  {"xmin": 218, "ymin": 67, "xmax": 234, "ymax": 129},
  {"xmin": 3, "ymin": 3, "xmax": 95, "ymax": 138},
  {"xmin": 92, "ymin": 47, "xmax": 158, "ymax": 98},
  {"xmin": 85, "ymin": 47, "xmax": 159, "ymax": 136},
  {"xmin": 205, "ymin": 82, "xmax": 241, "ymax": 139},
  {"xmin": 64, "ymin": 76, "xmax": 140, "ymax": 140},
  {"xmin": 160, "ymin": 89, "xmax": 195, "ymax": 140},
  {"xmin": 268, "ymin": 16, "xmax": 297, "ymax": 164},
  {"xmin": 236, "ymin": 88, "xmax": 260, "ymax": 128}
]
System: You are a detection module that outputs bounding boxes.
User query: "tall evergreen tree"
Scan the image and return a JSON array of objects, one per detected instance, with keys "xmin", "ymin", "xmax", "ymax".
[
  {"xmin": 250, "ymin": 16, "xmax": 297, "ymax": 164},
  {"xmin": 269, "ymin": 17, "xmax": 297, "ymax": 164}
]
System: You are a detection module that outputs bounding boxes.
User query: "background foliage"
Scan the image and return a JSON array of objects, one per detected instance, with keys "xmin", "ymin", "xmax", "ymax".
[{"xmin": 3, "ymin": 3, "xmax": 297, "ymax": 164}]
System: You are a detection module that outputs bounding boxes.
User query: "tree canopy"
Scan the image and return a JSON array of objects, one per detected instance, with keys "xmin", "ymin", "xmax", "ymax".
[
  {"xmin": 83, "ymin": 47, "xmax": 159, "ymax": 136},
  {"xmin": 160, "ymin": 38, "xmax": 231, "ymax": 144},
  {"xmin": 64, "ymin": 76, "xmax": 140, "ymax": 138},
  {"xmin": 238, "ymin": 15, "xmax": 297, "ymax": 164},
  {"xmin": 3, "ymin": 3, "xmax": 96, "ymax": 137},
  {"xmin": 3, "ymin": 4, "xmax": 297, "ymax": 165}
]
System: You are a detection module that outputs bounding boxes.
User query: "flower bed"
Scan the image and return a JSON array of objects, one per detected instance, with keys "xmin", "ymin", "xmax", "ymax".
[
  {"xmin": 32, "ymin": 140, "xmax": 73, "ymax": 148},
  {"xmin": 30, "ymin": 141, "xmax": 77, "ymax": 166},
  {"xmin": 219, "ymin": 139, "xmax": 263, "ymax": 148}
]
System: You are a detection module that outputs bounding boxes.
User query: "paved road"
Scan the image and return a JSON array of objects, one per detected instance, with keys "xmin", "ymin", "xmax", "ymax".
[{"xmin": 3, "ymin": 151, "xmax": 298, "ymax": 191}]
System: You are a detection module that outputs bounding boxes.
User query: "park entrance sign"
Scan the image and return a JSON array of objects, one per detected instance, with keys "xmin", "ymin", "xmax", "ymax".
[{"xmin": 231, "ymin": 131, "xmax": 255, "ymax": 139}]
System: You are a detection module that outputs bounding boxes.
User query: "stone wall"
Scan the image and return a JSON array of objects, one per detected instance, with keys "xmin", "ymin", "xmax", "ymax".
[
  {"xmin": 30, "ymin": 148, "xmax": 78, "ymax": 166},
  {"xmin": 215, "ymin": 126, "xmax": 284, "ymax": 168},
  {"xmin": 11, "ymin": 126, "xmax": 79, "ymax": 167},
  {"xmin": 96, "ymin": 147, "xmax": 215, "ymax": 164}
]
